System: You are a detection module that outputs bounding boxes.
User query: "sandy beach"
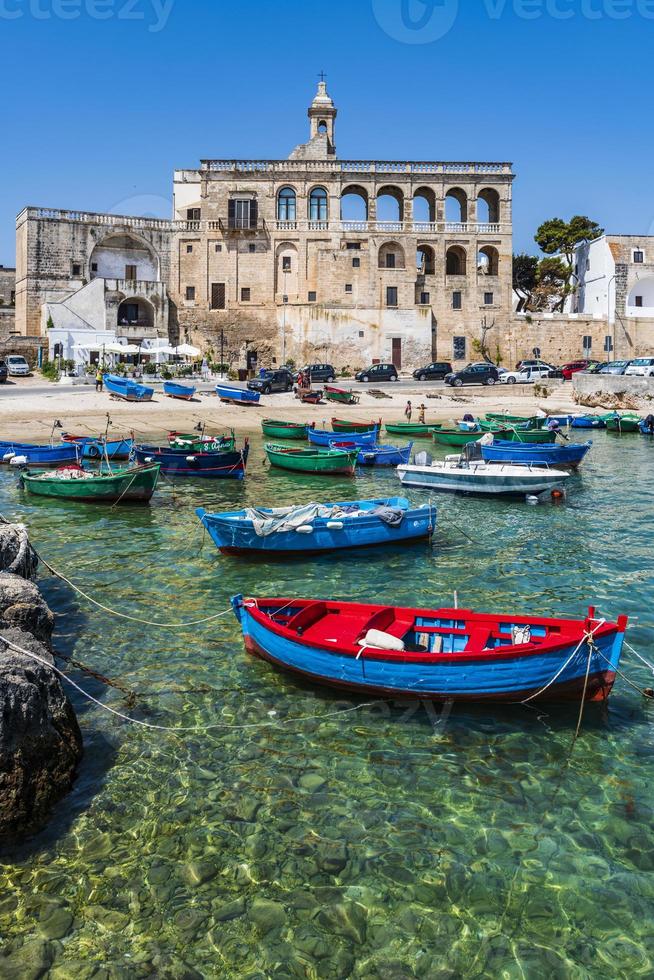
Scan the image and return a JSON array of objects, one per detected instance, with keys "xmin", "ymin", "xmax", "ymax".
[{"xmin": 0, "ymin": 377, "xmax": 580, "ymax": 442}]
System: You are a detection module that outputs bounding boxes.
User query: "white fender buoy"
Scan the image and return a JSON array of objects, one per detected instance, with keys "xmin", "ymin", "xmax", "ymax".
[
  {"xmin": 3, "ymin": 452, "xmax": 15, "ymax": 461},
  {"xmin": 526, "ymin": 495, "xmax": 539, "ymax": 505},
  {"xmin": 10, "ymin": 456, "xmax": 27, "ymax": 466},
  {"xmin": 144, "ymin": 456, "xmax": 154, "ymax": 463},
  {"xmin": 326, "ymin": 521, "xmax": 344, "ymax": 530},
  {"xmin": 296, "ymin": 525, "xmax": 314, "ymax": 534},
  {"xmin": 185, "ymin": 455, "xmax": 197, "ymax": 462}
]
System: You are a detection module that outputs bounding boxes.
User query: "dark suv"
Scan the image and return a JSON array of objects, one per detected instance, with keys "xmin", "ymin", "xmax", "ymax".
[
  {"xmin": 445, "ymin": 363, "xmax": 499, "ymax": 387},
  {"xmin": 247, "ymin": 369, "xmax": 295, "ymax": 395},
  {"xmin": 355, "ymin": 363, "xmax": 399, "ymax": 383},
  {"xmin": 0, "ymin": 360, "xmax": 7, "ymax": 383},
  {"xmin": 299, "ymin": 363, "xmax": 336, "ymax": 383},
  {"xmin": 413, "ymin": 361, "xmax": 453, "ymax": 381}
]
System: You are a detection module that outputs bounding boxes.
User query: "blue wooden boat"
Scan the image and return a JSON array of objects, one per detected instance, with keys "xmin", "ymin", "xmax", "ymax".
[
  {"xmin": 231, "ymin": 597, "xmax": 628, "ymax": 703},
  {"xmin": 481, "ymin": 439, "xmax": 592, "ymax": 469},
  {"xmin": 133, "ymin": 441, "xmax": 249, "ymax": 479},
  {"xmin": 104, "ymin": 375, "xmax": 154, "ymax": 402},
  {"xmin": 0, "ymin": 441, "xmax": 42, "ymax": 455},
  {"xmin": 3, "ymin": 444, "xmax": 80, "ymax": 467},
  {"xmin": 164, "ymin": 381, "xmax": 196, "ymax": 401},
  {"xmin": 198, "ymin": 497, "xmax": 434, "ymax": 556},
  {"xmin": 639, "ymin": 417, "xmax": 654, "ymax": 435},
  {"xmin": 308, "ymin": 427, "xmax": 378, "ymax": 448},
  {"xmin": 571, "ymin": 415, "xmax": 605, "ymax": 429},
  {"xmin": 215, "ymin": 383, "xmax": 260, "ymax": 405},
  {"xmin": 356, "ymin": 443, "xmax": 413, "ymax": 467},
  {"xmin": 546, "ymin": 414, "xmax": 575, "ymax": 427},
  {"xmin": 62, "ymin": 435, "xmax": 134, "ymax": 460}
]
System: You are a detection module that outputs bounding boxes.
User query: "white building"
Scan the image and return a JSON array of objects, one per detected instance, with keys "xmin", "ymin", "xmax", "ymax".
[{"xmin": 568, "ymin": 234, "xmax": 654, "ymax": 323}]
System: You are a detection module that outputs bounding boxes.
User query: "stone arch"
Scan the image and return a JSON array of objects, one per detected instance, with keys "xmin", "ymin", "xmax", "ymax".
[
  {"xmin": 117, "ymin": 295, "xmax": 155, "ymax": 329},
  {"xmin": 477, "ymin": 246, "xmax": 499, "ymax": 276},
  {"xmin": 90, "ymin": 231, "xmax": 160, "ymax": 281},
  {"xmin": 477, "ymin": 188, "xmax": 500, "ymax": 224},
  {"xmin": 340, "ymin": 184, "xmax": 369, "ymax": 224},
  {"xmin": 417, "ymin": 244, "xmax": 436, "ymax": 276},
  {"xmin": 413, "ymin": 187, "xmax": 436, "ymax": 225},
  {"xmin": 627, "ymin": 277, "xmax": 654, "ymax": 314},
  {"xmin": 376, "ymin": 185, "xmax": 404, "ymax": 224},
  {"xmin": 378, "ymin": 241, "xmax": 405, "ymax": 270},
  {"xmin": 446, "ymin": 245, "xmax": 467, "ymax": 276},
  {"xmin": 445, "ymin": 187, "xmax": 468, "ymax": 224},
  {"xmin": 276, "ymin": 241, "xmax": 299, "ymax": 295}
]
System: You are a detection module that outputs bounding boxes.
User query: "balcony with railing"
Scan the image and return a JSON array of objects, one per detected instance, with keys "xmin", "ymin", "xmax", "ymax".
[{"xmin": 198, "ymin": 159, "xmax": 513, "ymax": 176}]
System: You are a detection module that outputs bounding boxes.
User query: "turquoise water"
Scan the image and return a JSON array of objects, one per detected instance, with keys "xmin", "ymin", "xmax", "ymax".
[{"xmin": 1, "ymin": 430, "xmax": 654, "ymax": 978}]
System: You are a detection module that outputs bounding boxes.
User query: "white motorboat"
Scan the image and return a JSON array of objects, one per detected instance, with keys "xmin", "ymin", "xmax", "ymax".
[{"xmin": 396, "ymin": 456, "xmax": 571, "ymax": 495}]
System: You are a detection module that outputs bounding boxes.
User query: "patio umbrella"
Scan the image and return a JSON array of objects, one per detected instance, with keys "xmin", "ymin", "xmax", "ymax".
[{"xmin": 174, "ymin": 343, "xmax": 201, "ymax": 357}]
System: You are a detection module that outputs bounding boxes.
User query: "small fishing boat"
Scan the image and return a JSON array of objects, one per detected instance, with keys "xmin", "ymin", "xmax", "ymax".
[
  {"xmin": 215, "ymin": 383, "xmax": 260, "ymax": 405},
  {"xmin": 357, "ymin": 443, "xmax": 413, "ymax": 467},
  {"xmin": 331, "ymin": 418, "xmax": 381, "ymax": 433},
  {"xmin": 265, "ymin": 444, "xmax": 358, "ymax": 476},
  {"xmin": 62, "ymin": 435, "xmax": 134, "ymax": 460},
  {"xmin": 104, "ymin": 375, "xmax": 154, "ymax": 402},
  {"xmin": 461, "ymin": 418, "xmax": 530, "ymax": 433},
  {"xmin": 571, "ymin": 415, "xmax": 606, "ymax": 429},
  {"xmin": 308, "ymin": 427, "xmax": 378, "ymax": 448},
  {"xmin": 485, "ymin": 412, "xmax": 545, "ymax": 429},
  {"xmin": 546, "ymin": 414, "xmax": 575, "ymax": 427},
  {"xmin": 163, "ymin": 381, "xmax": 197, "ymax": 401},
  {"xmin": 325, "ymin": 386, "xmax": 359, "ymax": 405},
  {"xmin": 19, "ymin": 462, "xmax": 160, "ymax": 503},
  {"xmin": 602, "ymin": 412, "xmax": 641, "ymax": 433},
  {"xmin": 261, "ymin": 420, "xmax": 308, "ymax": 440},
  {"xmin": 133, "ymin": 441, "xmax": 249, "ymax": 479},
  {"xmin": 434, "ymin": 428, "xmax": 504, "ymax": 448},
  {"xmin": 481, "ymin": 439, "xmax": 592, "ymax": 469},
  {"xmin": 231, "ymin": 596, "xmax": 627, "ymax": 702},
  {"xmin": 298, "ymin": 389, "xmax": 323, "ymax": 405},
  {"xmin": 197, "ymin": 496, "xmax": 435, "ymax": 557},
  {"xmin": 639, "ymin": 417, "xmax": 654, "ymax": 435},
  {"xmin": 385, "ymin": 423, "xmax": 436, "ymax": 437},
  {"xmin": 397, "ymin": 457, "xmax": 571, "ymax": 495},
  {"xmin": 167, "ymin": 431, "xmax": 236, "ymax": 451},
  {"xmin": 3, "ymin": 444, "xmax": 81, "ymax": 467}
]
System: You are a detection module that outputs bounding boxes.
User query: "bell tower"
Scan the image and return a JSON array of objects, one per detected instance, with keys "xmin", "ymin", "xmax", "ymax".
[{"xmin": 289, "ymin": 77, "xmax": 337, "ymax": 160}]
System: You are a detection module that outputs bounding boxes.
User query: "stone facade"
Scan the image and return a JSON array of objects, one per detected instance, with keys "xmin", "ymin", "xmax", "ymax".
[{"xmin": 0, "ymin": 265, "xmax": 15, "ymax": 308}]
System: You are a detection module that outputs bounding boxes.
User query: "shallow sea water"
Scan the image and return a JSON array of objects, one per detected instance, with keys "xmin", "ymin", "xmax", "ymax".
[{"xmin": 1, "ymin": 430, "xmax": 654, "ymax": 978}]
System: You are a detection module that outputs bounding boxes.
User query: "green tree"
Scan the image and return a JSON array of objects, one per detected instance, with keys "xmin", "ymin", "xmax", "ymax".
[
  {"xmin": 513, "ymin": 253, "xmax": 539, "ymax": 312},
  {"xmin": 535, "ymin": 215, "xmax": 604, "ymax": 311}
]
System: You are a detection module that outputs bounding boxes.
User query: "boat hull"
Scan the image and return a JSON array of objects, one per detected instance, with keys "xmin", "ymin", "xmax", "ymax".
[
  {"xmin": 397, "ymin": 461, "xmax": 570, "ymax": 495},
  {"xmin": 331, "ymin": 419, "xmax": 380, "ymax": 433},
  {"xmin": 163, "ymin": 381, "xmax": 196, "ymax": 401},
  {"xmin": 3, "ymin": 445, "xmax": 80, "ymax": 466},
  {"xmin": 104, "ymin": 375, "xmax": 154, "ymax": 402},
  {"xmin": 197, "ymin": 498, "xmax": 434, "ymax": 556},
  {"xmin": 571, "ymin": 416, "xmax": 606, "ymax": 429},
  {"xmin": 385, "ymin": 423, "xmax": 435, "ymax": 437},
  {"xmin": 232, "ymin": 597, "xmax": 626, "ymax": 702},
  {"xmin": 261, "ymin": 421, "xmax": 308, "ymax": 440},
  {"xmin": 481, "ymin": 440, "xmax": 592, "ymax": 468},
  {"xmin": 308, "ymin": 427, "xmax": 378, "ymax": 448},
  {"xmin": 133, "ymin": 444, "xmax": 248, "ymax": 479},
  {"xmin": 215, "ymin": 384, "xmax": 260, "ymax": 405},
  {"xmin": 265, "ymin": 444, "xmax": 358, "ymax": 475},
  {"xmin": 605, "ymin": 417, "xmax": 641, "ymax": 433},
  {"xmin": 357, "ymin": 443, "xmax": 413, "ymax": 466},
  {"xmin": 19, "ymin": 463, "xmax": 160, "ymax": 503},
  {"xmin": 64, "ymin": 437, "xmax": 134, "ymax": 460}
]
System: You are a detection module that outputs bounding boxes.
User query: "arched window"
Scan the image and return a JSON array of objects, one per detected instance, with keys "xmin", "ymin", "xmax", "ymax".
[
  {"xmin": 277, "ymin": 187, "xmax": 297, "ymax": 222},
  {"xmin": 445, "ymin": 188, "xmax": 468, "ymax": 225},
  {"xmin": 478, "ymin": 246, "xmax": 499, "ymax": 276},
  {"xmin": 446, "ymin": 246, "xmax": 467, "ymax": 276},
  {"xmin": 309, "ymin": 187, "xmax": 328, "ymax": 222},
  {"xmin": 378, "ymin": 241, "xmax": 405, "ymax": 269},
  {"xmin": 417, "ymin": 245, "xmax": 435, "ymax": 276},
  {"xmin": 477, "ymin": 188, "xmax": 500, "ymax": 225}
]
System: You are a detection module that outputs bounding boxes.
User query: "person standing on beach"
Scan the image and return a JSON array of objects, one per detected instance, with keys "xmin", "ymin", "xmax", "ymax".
[
  {"xmin": 418, "ymin": 404, "xmax": 426, "ymax": 424},
  {"xmin": 405, "ymin": 400, "xmax": 412, "ymax": 422},
  {"xmin": 95, "ymin": 367, "xmax": 103, "ymax": 392}
]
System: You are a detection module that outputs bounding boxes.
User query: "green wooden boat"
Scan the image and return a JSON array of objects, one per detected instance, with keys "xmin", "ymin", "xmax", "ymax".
[
  {"xmin": 332, "ymin": 418, "xmax": 381, "ymax": 433},
  {"xmin": 602, "ymin": 413, "xmax": 641, "ymax": 433},
  {"xmin": 265, "ymin": 443, "xmax": 358, "ymax": 475},
  {"xmin": 485, "ymin": 413, "xmax": 545, "ymax": 430},
  {"xmin": 385, "ymin": 423, "xmax": 438, "ymax": 437},
  {"xmin": 325, "ymin": 387, "xmax": 360, "ymax": 405},
  {"xmin": 504, "ymin": 428, "xmax": 557, "ymax": 444},
  {"xmin": 19, "ymin": 463, "xmax": 160, "ymax": 503},
  {"xmin": 261, "ymin": 419, "xmax": 308, "ymax": 440},
  {"xmin": 169, "ymin": 431, "xmax": 236, "ymax": 452},
  {"xmin": 433, "ymin": 428, "xmax": 504, "ymax": 447}
]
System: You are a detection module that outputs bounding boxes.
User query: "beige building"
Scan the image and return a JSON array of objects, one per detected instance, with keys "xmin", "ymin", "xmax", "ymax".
[{"xmin": 15, "ymin": 83, "xmax": 515, "ymax": 371}]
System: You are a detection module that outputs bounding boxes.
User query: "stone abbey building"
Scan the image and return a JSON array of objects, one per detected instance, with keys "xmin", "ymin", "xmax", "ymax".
[{"xmin": 15, "ymin": 83, "xmax": 515, "ymax": 370}]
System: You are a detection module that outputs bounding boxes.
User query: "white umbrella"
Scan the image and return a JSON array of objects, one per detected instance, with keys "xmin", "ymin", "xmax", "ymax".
[
  {"xmin": 74, "ymin": 341, "xmax": 127, "ymax": 354},
  {"xmin": 145, "ymin": 344, "xmax": 176, "ymax": 356},
  {"xmin": 120, "ymin": 344, "xmax": 142, "ymax": 354},
  {"xmin": 175, "ymin": 343, "xmax": 201, "ymax": 357}
]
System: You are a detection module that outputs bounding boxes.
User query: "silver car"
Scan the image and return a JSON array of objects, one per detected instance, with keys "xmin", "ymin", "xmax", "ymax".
[{"xmin": 6, "ymin": 355, "xmax": 30, "ymax": 377}]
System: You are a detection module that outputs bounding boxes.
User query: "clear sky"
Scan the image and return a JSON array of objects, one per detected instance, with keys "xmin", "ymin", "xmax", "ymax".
[{"xmin": 1, "ymin": 0, "xmax": 652, "ymax": 263}]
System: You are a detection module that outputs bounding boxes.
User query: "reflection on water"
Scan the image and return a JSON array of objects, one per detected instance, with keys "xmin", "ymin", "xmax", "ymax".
[{"xmin": 1, "ymin": 432, "xmax": 653, "ymax": 976}]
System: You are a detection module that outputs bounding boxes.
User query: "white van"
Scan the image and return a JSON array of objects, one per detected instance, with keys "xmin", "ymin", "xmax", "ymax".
[
  {"xmin": 6, "ymin": 355, "xmax": 30, "ymax": 377},
  {"xmin": 625, "ymin": 357, "xmax": 654, "ymax": 377}
]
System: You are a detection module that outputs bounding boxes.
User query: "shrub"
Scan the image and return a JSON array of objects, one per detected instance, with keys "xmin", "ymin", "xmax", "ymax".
[
  {"xmin": 40, "ymin": 359, "xmax": 59, "ymax": 382},
  {"xmin": 161, "ymin": 369, "xmax": 173, "ymax": 380},
  {"xmin": 143, "ymin": 362, "xmax": 157, "ymax": 375}
]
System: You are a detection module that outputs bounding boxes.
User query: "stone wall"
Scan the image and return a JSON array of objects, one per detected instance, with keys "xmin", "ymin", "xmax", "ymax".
[
  {"xmin": 572, "ymin": 371, "xmax": 654, "ymax": 409},
  {"xmin": 0, "ymin": 266, "xmax": 15, "ymax": 307}
]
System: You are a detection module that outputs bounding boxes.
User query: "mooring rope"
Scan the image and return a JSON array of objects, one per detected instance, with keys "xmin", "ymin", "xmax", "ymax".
[
  {"xmin": 515, "ymin": 619, "xmax": 606, "ymax": 704},
  {"xmin": 0, "ymin": 634, "xmax": 378, "ymax": 734},
  {"xmin": 624, "ymin": 639, "xmax": 654, "ymax": 674}
]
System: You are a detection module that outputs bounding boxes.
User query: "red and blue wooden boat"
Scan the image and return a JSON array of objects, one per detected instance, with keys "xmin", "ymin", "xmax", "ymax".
[
  {"xmin": 133, "ymin": 441, "xmax": 249, "ymax": 479},
  {"xmin": 332, "ymin": 418, "xmax": 382, "ymax": 433},
  {"xmin": 308, "ymin": 426, "xmax": 378, "ymax": 448},
  {"xmin": 231, "ymin": 597, "xmax": 627, "ymax": 702}
]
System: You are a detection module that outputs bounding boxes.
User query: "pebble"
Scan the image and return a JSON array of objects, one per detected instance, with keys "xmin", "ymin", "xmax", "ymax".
[
  {"xmin": 249, "ymin": 898, "xmax": 286, "ymax": 934},
  {"xmin": 212, "ymin": 898, "xmax": 246, "ymax": 922},
  {"xmin": 38, "ymin": 906, "xmax": 73, "ymax": 941},
  {"xmin": 0, "ymin": 938, "xmax": 53, "ymax": 980}
]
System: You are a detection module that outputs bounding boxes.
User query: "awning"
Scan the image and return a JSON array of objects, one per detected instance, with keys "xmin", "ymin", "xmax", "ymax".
[{"xmin": 174, "ymin": 343, "xmax": 201, "ymax": 357}]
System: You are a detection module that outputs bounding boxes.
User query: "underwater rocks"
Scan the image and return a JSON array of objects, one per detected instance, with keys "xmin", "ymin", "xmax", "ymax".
[{"xmin": 0, "ymin": 524, "xmax": 82, "ymax": 842}]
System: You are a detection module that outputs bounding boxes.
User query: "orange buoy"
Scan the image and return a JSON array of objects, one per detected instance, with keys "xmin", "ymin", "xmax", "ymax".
[{"xmin": 551, "ymin": 489, "xmax": 565, "ymax": 502}]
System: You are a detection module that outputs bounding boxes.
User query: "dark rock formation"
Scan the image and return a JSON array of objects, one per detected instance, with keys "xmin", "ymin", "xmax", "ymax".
[{"xmin": 0, "ymin": 522, "xmax": 83, "ymax": 842}]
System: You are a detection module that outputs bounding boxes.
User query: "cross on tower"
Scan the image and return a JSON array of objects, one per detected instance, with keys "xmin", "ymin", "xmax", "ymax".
[{"xmin": 318, "ymin": 70, "xmax": 326, "ymax": 83}]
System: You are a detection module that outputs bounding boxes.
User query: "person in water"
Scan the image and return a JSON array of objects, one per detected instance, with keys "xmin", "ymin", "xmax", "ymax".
[{"xmin": 405, "ymin": 400, "xmax": 412, "ymax": 422}]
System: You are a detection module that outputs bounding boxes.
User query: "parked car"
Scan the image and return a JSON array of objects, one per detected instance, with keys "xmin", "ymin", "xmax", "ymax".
[
  {"xmin": 6, "ymin": 355, "xmax": 30, "ymax": 377},
  {"xmin": 500, "ymin": 365, "xmax": 552, "ymax": 385},
  {"xmin": 412, "ymin": 361, "xmax": 453, "ymax": 381},
  {"xmin": 444, "ymin": 363, "xmax": 499, "ymax": 387},
  {"xmin": 586, "ymin": 362, "xmax": 609, "ymax": 374},
  {"xmin": 0, "ymin": 360, "xmax": 7, "ymax": 383},
  {"xmin": 355, "ymin": 363, "xmax": 399, "ymax": 383},
  {"xmin": 560, "ymin": 359, "xmax": 592, "ymax": 381},
  {"xmin": 515, "ymin": 359, "xmax": 556, "ymax": 373},
  {"xmin": 298, "ymin": 363, "xmax": 336, "ymax": 383},
  {"xmin": 625, "ymin": 357, "xmax": 654, "ymax": 377},
  {"xmin": 597, "ymin": 360, "xmax": 632, "ymax": 375},
  {"xmin": 247, "ymin": 368, "xmax": 295, "ymax": 394}
]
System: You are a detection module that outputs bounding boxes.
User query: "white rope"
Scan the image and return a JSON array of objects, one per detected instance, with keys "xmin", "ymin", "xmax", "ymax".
[
  {"xmin": 517, "ymin": 619, "xmax": 605, "ymax": 704},
  {"xmin": 0, "ymin": 635, "xmax": 379, "ymax": 733},
  {"xmin": 624, "ymin": 639, "xmax": 654, "ymax": 674}
]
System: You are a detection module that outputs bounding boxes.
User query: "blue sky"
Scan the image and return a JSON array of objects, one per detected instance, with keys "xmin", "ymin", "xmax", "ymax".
[{"xmin": 1, "ymin": 0, "xmax": 652, "ymax": 263}]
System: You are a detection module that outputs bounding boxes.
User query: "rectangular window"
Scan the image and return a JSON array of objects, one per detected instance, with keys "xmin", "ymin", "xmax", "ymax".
[
  {"xmin": 359, "ymin": 330, "xmax": 364, "ymax": 338},
  {"xmin": 419, "ymin": 291, "xmax": 430, "ymax": 305},
  {"xmin": 345, "ymin": 283, "xmax": 353, "ymax": 293},
  {"xmin": 484, "ymin": 292, "xmax": 494, "ymax": 305},
  {"xmin": 346, "ymin": 242, "xmax": 361, "ymax": 250},
  {"xmin": 386, "ymin": 286, "xmax": 398, "ymax": 307},
  {"xmin": 282, "ymin": 256, "xmax": 292, "ymax": 271},
  {"xmin": 453, "ymin": 336, "xmax": 466, "ymax": 360},
  {"xmin": 308, "ymin": 291, "xmax": 317, "ymax": 302},
  {"xmin": 241, "ymin": 288, "xmax": 251, "ymax": 301},
  {"xmin": 586, "ymin": 259, "xmax": 590, "ymax": 271},
  {"xmin": 582, "ymin": 335, "xmax": 592, "ymax": 350},
  {"xmin": 249, "ymin": 243, "xmax": 256, "ymax": 253},
  {"xmin": 72, "ymin": 263, "xmax": 81, "ymax": 277},
  {"xmin": 452, "ymin": 291, "xmax": 462, "ymax": 310},
  {"xmin": 186, "ymin": 244, "xmax": 193, "ymax": 254},
  {"xmin": 187, "ymin": 208, "xmax": 201, "ymax": 221},
  {"xmin": 215, "ymin": 243, "xmax": 222, "ymax": 252},
  {"xmin": 634, "ymin": 250, "xmax": 644, "ymax": 263},
  {"xmin": 211, "ymin": 282, "xmax": 226, "ymax": 310},
  {"xmin": 228, "ymin": 198, "xmax": 258, "ymax": 230},
  {"xmin": 352, "ymin": 257, "xmax": 361, "ymax": 268},
  {"xmin": 635, "ymin": 296, "xmax": 644, "ymax": 307},
  {"xmin": 91, "ymin": 262, "xmax": 98, "ymax": 272},
  {"xmin": 386, "ymin": 253, "xmax": 396, "ymax": 269},
  {"xmin": 185, "ymin": 286, "xmax": 196, "ymax": 301},
  {"xmin": 125, "ymin": 264, "xmax": 137, "ymax": 280}
]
